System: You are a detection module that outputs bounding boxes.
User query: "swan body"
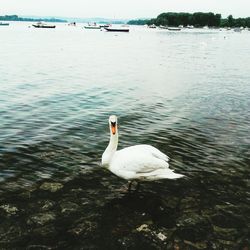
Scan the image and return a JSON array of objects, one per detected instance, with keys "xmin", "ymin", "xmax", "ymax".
[{"xmin": 102, "ymin": 115, "xmax": 184, "ymax": 181}]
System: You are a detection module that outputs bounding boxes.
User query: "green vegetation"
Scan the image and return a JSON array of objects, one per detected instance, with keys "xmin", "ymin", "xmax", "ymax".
[
  {"xmin": 220, "ymin": 15, "xmax": 250, "ymax": 27},
  {"xmin": 0, "ymin": 15, "xmax": 67, "ymax": 23},
  {"xmin": 127, "ymin": 19, "xmax": 149, "ymax": 25},
  {"xmin": 128, "ymin": 12, "xmax": 250, "ymax": 28}
]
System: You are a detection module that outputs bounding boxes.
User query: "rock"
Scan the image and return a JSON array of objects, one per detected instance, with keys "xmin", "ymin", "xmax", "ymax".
[
  {"xmin": 184, "ymin": 240, "xmax": 207, "ymax": 249},
  {"xmin": 39, "ymin": 200, "xmax": 55, "ymax": 211},
  {"xmin": 213, "ymin": 225, "xmax": 239, "ymax": 241},
  {"xmin": 60, "ymin": 201, "xmax": 79, "ymax": 215},
  {"xmin": 176, "ymin": 214, "xmax": 211, "ymax": 241},
  {"xmin": 27, "ymin": 245, "xmax": 51, "ymax": 249},
  {"xmin": 157, "ymin": 232, "xmax": 167, "ymax": 241},
  {"xmin": 136, "ymin": 224, "xmax": 150, "ymax": 233},
  {"xmin": 0, "ymin": 204, "xmax": 18, "ymax": 216},
  {"xmin": 27, "ymin": 212, "xmax": 56, "ymax": 226},
  {"xmin": 32, "ymin": 224, "xmax": 57, "ymax": 238},
  {"xmin": 135, "ymin": 224, "xmax": 168, "ymax": 243},
  {"xmin": 179, "ymin": 197, "xmax": 199, "ymax": 213},
  {"xmin": 211, "ymin": 211, "xmax": 245, "ymax": 228},
  {"xmin": 216, "ymin": 239, "xmax": 236, "ymax": 248},
  {"xmin": 0, "ymin": 224, "xmax": 26, "ymax": 246},
  {"xmin": 162, "ymin": 196, "xmax": 179, "ymax": 210},
  {"xmin": 39, "ymin": 182, "xmax": 63, "ymax": 193},
  {"xmin": 68, "ymin": 220, "xmax": 98, "ymax": 238}
]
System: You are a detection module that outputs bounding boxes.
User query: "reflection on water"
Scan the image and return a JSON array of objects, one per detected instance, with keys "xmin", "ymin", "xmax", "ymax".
[{"xmin": 0, "ymin": 23, "xmax": 249, "ymax": 249}]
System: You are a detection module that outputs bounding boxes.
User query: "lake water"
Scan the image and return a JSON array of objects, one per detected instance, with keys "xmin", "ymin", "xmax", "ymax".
[{"xmin": 0, "ymin": 22, "xmax": 249, "ymax": 249}]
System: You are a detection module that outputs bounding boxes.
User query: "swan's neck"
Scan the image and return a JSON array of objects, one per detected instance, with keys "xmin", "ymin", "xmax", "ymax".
[{"xmin": 102, "ymin": 131, "xmax": 118, "ymax": 166}]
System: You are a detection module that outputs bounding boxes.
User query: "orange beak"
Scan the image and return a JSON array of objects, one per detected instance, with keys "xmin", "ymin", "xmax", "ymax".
[{"xmin": 111, "ymin": 122, "xmax": 116, "ymax": 135}]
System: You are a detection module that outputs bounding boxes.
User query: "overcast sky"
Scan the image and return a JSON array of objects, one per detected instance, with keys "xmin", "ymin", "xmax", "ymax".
[{"xmin": 0, "ymin": 0, "xmax": 249, "ymax": 19}]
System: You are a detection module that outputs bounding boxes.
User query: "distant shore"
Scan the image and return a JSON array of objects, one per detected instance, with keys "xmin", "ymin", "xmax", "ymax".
[{"xmin": 0, "ymin": 15, "xmax": 67, "ymax": 23}]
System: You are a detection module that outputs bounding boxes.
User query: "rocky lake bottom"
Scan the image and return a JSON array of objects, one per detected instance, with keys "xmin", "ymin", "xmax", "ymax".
[{"xmin": 0, "ymin": 166, "xmax": 249, "ymax": 249}]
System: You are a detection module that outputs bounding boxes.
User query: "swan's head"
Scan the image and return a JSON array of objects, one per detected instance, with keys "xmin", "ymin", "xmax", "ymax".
[{"xmin": 109, "ymin": 115, "xmax": 117, "ymax": 135}]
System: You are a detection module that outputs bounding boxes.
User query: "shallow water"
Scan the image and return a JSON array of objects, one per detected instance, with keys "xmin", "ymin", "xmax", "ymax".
[{"xmin": 0, "ymin": 22, "xmax": 249, "ymax": 249}]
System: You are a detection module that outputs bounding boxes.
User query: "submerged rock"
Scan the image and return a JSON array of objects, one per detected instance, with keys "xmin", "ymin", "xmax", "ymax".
[
  {"xmin": 39, "ymin": 182, "xmax": 63, "ymax": 193},
  {"xmin": 183, "ymin": 240, "xmax": 207, "ymax": 249},
  {"xmin": 213, "ymin": 225, "xmax": 240, "ymax": 241},
  {"xmin": 27, "ymin": 212, "xmax": 56, "ymax": 226},
  {"xmin": 0, "ymin": 204, "xmax": 18, "ymax": 216},
  {"xmin": 60, "ymin": 201, "xmax": 79, "ymax": 215},
  {"xmin": 68, "ymin": 220, "xmax": 98, "ymax": 238},
  {"xmin": 38, "ymin": 200, "xmax": 55, "ymax": 211},
  {"xmin": 135, "ymin": 224, "xmax": 169, "ymax": 243},
  {"xmin": 176, "ymin": 214, "xmax": 211, "ymax": 241}
]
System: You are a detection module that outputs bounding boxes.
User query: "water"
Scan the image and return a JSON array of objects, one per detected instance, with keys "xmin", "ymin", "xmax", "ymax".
[{"xmin": 0, "ymin": 22, "xmax": 249, "ymax": 249}]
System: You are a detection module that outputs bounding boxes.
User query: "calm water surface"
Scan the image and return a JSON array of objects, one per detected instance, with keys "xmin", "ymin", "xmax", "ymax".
[{"xmin": 0, "ymin": 22, "xmax": 249, "ymax": 249}]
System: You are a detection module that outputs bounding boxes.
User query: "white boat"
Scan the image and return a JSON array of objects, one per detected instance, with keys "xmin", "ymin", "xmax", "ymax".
[
  {"xmin": 159, "ymin": 25, "xmax": 168, "ymax": 29},
  {"xmin": 234, "ymin": 28, "xmax": 241, "ymax": 32},
  {"xmin": 84, "ymin": 23, "xmax": 101, "ymax": 29},
  {"xmin": 32, "ymin": 22, "xmax": 56, "ymax": 28},
  {"xmin": 168, "ymin": 27, "xmax": 181, "ymax": 31},
  {"xmin": 149, "ymin": 24, "xmax": 156, "ymax": 29}
]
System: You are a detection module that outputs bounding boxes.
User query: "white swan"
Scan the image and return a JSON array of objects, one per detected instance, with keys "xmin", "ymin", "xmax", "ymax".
[{"xmin": 102, "ymin": 115, "xmax": 184, "ymax": 185}]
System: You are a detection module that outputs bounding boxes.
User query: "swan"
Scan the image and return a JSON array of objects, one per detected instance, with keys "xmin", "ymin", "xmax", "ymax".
[{"xmin": 102, "ymin": 115, "xmax": 184, "ymax": 190}]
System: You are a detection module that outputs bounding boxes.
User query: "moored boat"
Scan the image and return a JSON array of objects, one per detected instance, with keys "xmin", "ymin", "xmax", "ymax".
[
  {"xmin": 100, "ymin": 24, "xmax": 110, "ymax": 28},
  {"xmin": 234, "ymin": 28, "xmax": 241, "ymax": 32},
  {"xmin": 84, "ymin": 23, "xmax": 101, "ymax": 29},
  {"xmin": 84, "ymin": 25, "xmax": 101, "ymax": 29},
  {"xmin": 32, "ymin": 22, "xmax": 56, "ymax": 28},
  {"xmin": 149, "ymin": 24, "xmax": 156, "ymax": 28},
  {"xmin": 104, "ymin": 27, "xmax": 129, "ymax": 32},
  {"xmin": 0, "ymin": 22, "xmax": 10, "ymax": 26},
  {"xmin": 168, "ymin": 27, "xmax": 181, "ymax": 31}
]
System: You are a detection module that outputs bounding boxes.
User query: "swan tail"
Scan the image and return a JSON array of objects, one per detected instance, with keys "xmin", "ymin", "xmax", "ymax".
[
  {"xmin": 157, "ymin": 172, "xmax": 184, "ymax": 179},
  {"xmin": 138, "ymin": 169, "xmax": 184, "ymax": 180}
]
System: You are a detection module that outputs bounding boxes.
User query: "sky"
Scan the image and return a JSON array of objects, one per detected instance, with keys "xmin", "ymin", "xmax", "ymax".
[{"xmin": 0, "ymin": 0, "xmax": 249, "ymax": 19}]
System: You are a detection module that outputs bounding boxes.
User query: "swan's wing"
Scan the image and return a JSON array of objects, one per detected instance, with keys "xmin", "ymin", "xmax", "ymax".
[
  {"xmin": 139, "ymin": 144, "xmax": 169, "ymax": 162},
  {"xmin": 110, "ymin": 145, "xmax": 169, "ymax": 175}
]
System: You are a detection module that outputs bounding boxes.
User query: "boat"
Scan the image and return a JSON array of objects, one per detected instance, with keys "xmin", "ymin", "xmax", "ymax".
[
  {"xmin": 84, "ymin": 25, "xmax": 101, "ymax": 29},
  {"xmin": 159, "ymin": 25, "xmax": 168, "ymax": 29},
  {"xmin": 100, "ymin": 24, "xmax": 110, "ymax": 28},
  {"xmin": 32, "ymin": 22, "xmax": 56, "ymax": 28},
  {"xmin": 104, "ymin": 27, "xmax": 129, "ymax": 32},
  {"xmin": 0, "ymin": 22, "xmax": 10, "ymax": 26},
  {"xmin": 84, "ymin": 23, "xmax": 101, "ymax": 29},
  {"xmin": 234, "ymin": 28, "xmax": 241, "ymax": 32},
  {"xmin": 149, "ymin": 24, "xmax": 156, "ymax": 29},
  {"xmin": 168, "ymin": 27, "xmax": 181, "ymax": 31}
]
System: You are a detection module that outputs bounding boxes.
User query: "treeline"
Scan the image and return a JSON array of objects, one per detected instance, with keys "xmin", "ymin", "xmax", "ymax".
[
  {"xmin": 151, "ymin": 12, "xmax": 221, "ymax": 27},
  {"xmin": 0, "ymin": 15, "xmax": 67, "ymax": 23},
  {"xmin": 127, "ymin": 19, "xmax": 149, "ymax": 25},
  {"xmin": 221, "ymin": 15, "xmax": 250, "ymax": 27},
  {"xmin": 128, "ymin": 12, "xmax": 250, "ymax": 28}
]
